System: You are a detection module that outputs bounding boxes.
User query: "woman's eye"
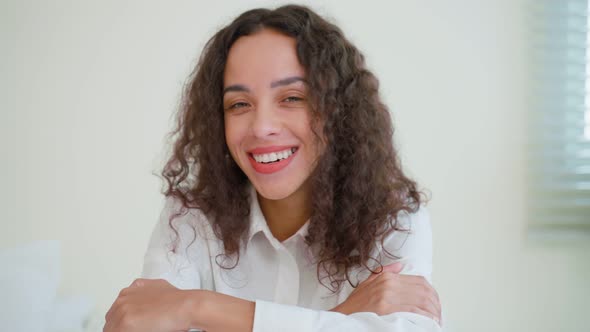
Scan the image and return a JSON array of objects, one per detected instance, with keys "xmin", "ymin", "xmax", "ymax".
[
  {"xmin": 280, "ymin": 96, "xmax": 306, "ymax": 109},
  {"xmin": 229, "ymin": 102, "xmax": 250, "ymax": 109},
  {"xmin": 283, "ymin": 96, "xmax": 303, "ymax": 103}
]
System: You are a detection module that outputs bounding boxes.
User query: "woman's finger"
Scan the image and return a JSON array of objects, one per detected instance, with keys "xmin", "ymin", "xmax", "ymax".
[
  {"xmin": 394, "ymin": 282, "xmax": 440, "ymax": 319},
  {"xmin": 107, "ymin": 302, "xmax": 129, "ymax": 332},
  {"xmin": 432, "ymin": 287, "xmax": 441, "ymax": 314},
  {"xmin": 414, "ymin": 282, "xmax": 441, "ymax": 316},
  {"xmin": 129, "ymin": 278, "xmax": 145, "ymax": 288},
  {"xmin": 398, "ymin": 289, "xmax": 440, "ymax": 322},
  {"xmin": 395, "ymin": 304, "xmax": 435, "ymax": 321},
  {"xmin": 105, "ymin": 298, "xmax": 119, "ymax": 324},
  {"xmin": 416, "ymin": 295, "xmax": 440, "ymax": 321},
  {"xmin": 381, "ymin": 262, "xmax": 404, "ymax": 273},
  {"xmin": 390, "ymin": 274, "xmax": 441, "ymax": 315},
  {"xmin": 362, "ymin": 266, "xmax": 391, "ymax": 285},
  {"xmin": 360, "ymin": 262, "xmax": 405, "ymax": 288},
  {"xmin": 374, "ymin": 278, "xmax": 440, "ymax": 321}
]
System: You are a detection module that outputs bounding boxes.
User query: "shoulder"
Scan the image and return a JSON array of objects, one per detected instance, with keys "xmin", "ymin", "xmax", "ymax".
[
  {"xmin": 144, "ymin": 195, "xmax": 217, "ymax": 264},
  {"xmin": 379, "ymin": 206, "xmax": 434, "ymax": 279},
  {"xmin": 387, "ymin": 206, "xmax": 432, "ymax": 253},
  {"xmin": 345, "ymin": 206, "xmax": 434, "ymax": 287},
  {"xmin": 142, "ymin": 196, "xmax": 217, "ymax": 288},
  {"xmin": 157, "ymin": 195, "xmax": 215, "ymax": 240}
]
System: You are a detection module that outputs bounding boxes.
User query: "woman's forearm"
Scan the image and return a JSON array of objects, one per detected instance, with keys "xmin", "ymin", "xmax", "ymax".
[{"xmin": 184, "ymin": 289, "xmax": 256, "ymax": 332}]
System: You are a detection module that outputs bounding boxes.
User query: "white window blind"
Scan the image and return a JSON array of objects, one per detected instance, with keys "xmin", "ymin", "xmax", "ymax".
[{"xmin": 529, "ymin": 0, "xmax": 590, "ymax": 238}]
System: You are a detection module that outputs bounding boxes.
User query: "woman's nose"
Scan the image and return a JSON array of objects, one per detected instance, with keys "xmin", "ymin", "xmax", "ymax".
[{"xmin": 251, "ymin": 102, "xmax": 282, "ymax": 138}]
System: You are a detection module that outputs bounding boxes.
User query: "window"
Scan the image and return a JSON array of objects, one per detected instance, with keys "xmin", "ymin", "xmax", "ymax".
[{"xmin": 529, "ymin": 0, "xmax": 590, "ymax": 239}]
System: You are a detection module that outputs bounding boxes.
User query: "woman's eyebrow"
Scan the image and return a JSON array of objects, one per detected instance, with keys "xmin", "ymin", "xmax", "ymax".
[
  {"xmin": 270, "ymin": 76, "xmax": 307, "ymax": 88},
  {"xmin": 223, "ymin": 84, "xmax": 249, "ymax": 95},
  {"xmin": 223, "ymin": 76, "xmax": 306, "ymax": 96}
]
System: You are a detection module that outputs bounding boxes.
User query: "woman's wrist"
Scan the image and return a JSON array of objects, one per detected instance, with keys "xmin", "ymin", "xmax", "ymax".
[
  {"xmin": 180, "ymin": 289, "xmax": 210, "ymax": 330},
  {"xmin": 181, "ymin": 289, "xmax": 255, "ymax": 332}
]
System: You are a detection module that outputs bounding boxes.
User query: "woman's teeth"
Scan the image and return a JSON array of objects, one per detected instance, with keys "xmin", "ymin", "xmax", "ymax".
[{"xmin": 252, "ymin": 148, "xmax": 296, "ymax": 163}]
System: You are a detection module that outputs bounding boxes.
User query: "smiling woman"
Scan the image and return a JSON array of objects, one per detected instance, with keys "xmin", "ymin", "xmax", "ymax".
[{"xmin": 104, "ymin": 4, "xmax": 442, "ymax": 332}]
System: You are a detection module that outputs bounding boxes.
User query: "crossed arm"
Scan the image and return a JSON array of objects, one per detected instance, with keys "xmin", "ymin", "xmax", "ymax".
[
  {"xmin": 104, "ymin": 201, "xmax": 441, "ymax": 331},
  {"xmin": 104, "ymin": 261, "xmax": 441, "ymax": 332}
]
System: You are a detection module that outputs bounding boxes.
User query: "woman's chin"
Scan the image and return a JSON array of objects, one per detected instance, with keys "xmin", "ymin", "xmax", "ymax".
[
  {"xmin": 251, "ymin": 181, "xmax": 298, "ymax": 202},
  {"xmin": 254, "ymin": 187, "xmax": 291, "ymax": 201}
]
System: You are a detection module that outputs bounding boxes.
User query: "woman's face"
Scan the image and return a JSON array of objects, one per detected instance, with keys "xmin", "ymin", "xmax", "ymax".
[{"xmin": 223, "ymin": 28, "xmax": 322, "ymax": 201}]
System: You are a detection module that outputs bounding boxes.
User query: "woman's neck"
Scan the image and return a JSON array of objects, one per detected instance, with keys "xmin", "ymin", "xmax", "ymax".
[{"xmin": 257, "ymin": 184, "xmax": 312, "ymax": 242}]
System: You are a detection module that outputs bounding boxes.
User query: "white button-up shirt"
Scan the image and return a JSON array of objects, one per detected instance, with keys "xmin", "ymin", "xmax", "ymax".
[{"xmin": 141, "ymin": 186, "xmax": 442, "ymax": 331}]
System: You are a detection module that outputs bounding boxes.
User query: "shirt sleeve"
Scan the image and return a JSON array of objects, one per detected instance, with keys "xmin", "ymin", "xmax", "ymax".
[
  {"xmin": 252, "ymin": 207, "xmax": 443, "ymax": 332},
  {"xmin": 140, "ymin": 196, "xmax": 203, "ymax": 290},
  {"xmin": 253, "ymin": 300, "xmax": 441, "ymax": 332}
]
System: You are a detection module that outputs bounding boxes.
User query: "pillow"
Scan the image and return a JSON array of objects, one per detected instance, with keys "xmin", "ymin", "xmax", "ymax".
[
  {"xmin": 48, "ymin": 295, "xmax": 93, "ymax": 332},
  {"xmin": 0, "ymin": 240, "xmax": 61, "ymax": 332}
]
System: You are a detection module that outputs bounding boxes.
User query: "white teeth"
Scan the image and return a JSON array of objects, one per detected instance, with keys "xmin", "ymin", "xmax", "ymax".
[{"xmin": 252, "ymin": 148, "xmax": 296, "ymax": 163}]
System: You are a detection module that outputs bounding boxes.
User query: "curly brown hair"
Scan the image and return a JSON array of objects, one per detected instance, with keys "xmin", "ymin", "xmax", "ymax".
[{"xmin": 160, "ymin": 4, "xmax": 425, "ymax": 292}]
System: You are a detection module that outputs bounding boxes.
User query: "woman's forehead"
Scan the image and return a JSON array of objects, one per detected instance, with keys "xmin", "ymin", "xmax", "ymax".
[{"xmin": 223, "ymin": 29, "xmax": 306, "ymax": 89}]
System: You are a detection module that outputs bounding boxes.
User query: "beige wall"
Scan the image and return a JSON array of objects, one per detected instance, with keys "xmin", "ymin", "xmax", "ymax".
[{"xmin": 2, "ymin": 1, "xmax": 589, "ymax": 331}]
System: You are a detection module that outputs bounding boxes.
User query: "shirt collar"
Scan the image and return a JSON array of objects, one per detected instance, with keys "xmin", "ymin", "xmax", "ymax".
[{"xmin": 247, "ymin": 184, "xmax": 310, "ymax": 246}]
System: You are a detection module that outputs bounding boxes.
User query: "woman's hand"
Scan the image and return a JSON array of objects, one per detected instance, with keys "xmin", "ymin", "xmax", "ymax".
[
  {"xmin": 104, "ymin": 278, "xmax": 255, "ymax": 332},
  {"xmin": 331, "ymin": 263, "xmax": 441, "ymax": 324},
  {"xmin": 104, "ymin": 278, "xmax": 196, "ymax": 332}
]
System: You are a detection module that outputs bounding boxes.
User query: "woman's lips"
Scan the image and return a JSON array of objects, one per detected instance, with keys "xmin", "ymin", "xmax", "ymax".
[
  {"xmin": 247, "ymin": 148, "xmax": 298, "ymax": 174},
  {"xmin": 248, "ymin": 145, "xmax": 297, "ymax": 154}
]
